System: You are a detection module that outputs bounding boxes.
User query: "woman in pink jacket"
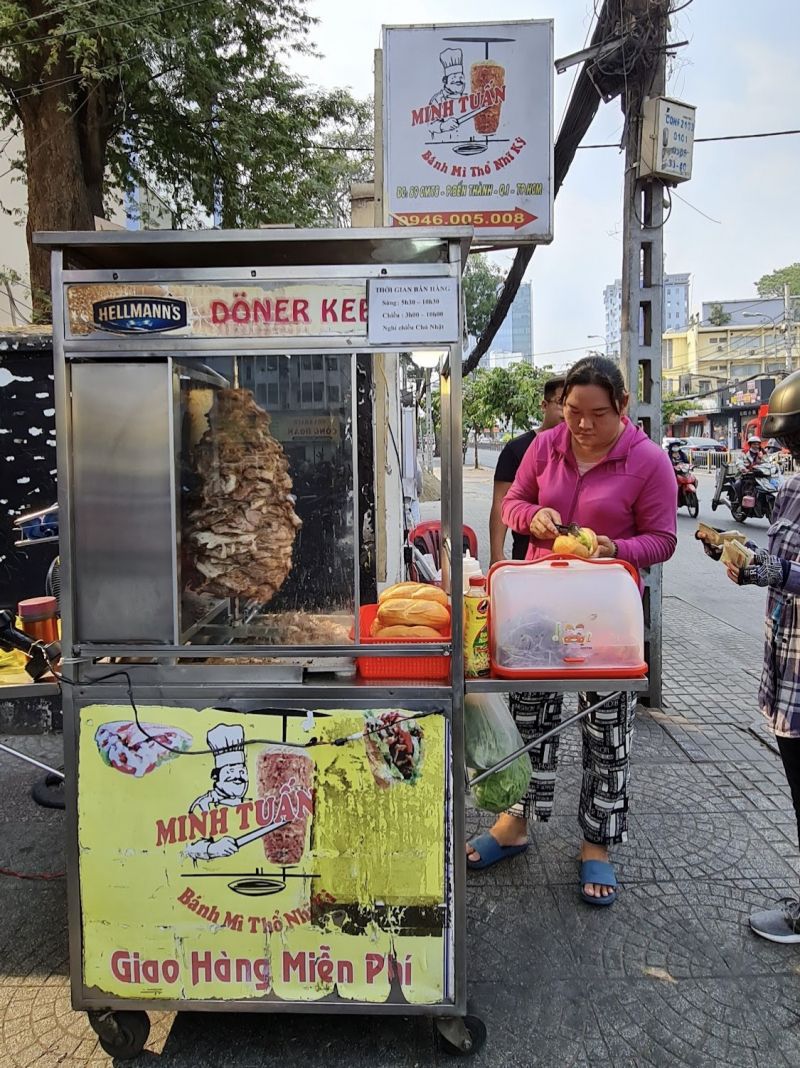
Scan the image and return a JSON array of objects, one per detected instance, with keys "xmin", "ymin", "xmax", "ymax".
[{"xmin": 467, "ymin": 356, "xmax": 677, "ymax": 906}]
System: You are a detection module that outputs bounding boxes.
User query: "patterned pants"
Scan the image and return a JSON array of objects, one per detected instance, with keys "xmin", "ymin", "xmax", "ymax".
[{"xmin": 507, "ymin": 691, "xmax": 636, "ymax": 845}]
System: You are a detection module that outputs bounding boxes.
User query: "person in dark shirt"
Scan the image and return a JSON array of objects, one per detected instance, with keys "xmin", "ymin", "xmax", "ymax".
[{"xmin": 489, "ymin": 376, "xmax": 565, "ymax": 565}]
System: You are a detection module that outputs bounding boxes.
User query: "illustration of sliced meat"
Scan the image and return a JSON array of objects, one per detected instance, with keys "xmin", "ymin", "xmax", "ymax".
[{"xmin": 256, "ymin": 746, "xmax": 314, "ymax": 866}]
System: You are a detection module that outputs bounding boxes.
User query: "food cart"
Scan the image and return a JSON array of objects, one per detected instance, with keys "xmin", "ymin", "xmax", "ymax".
[{"xmin": 35, "ymin": 226, "xmax": 483, "ymax": 1058}]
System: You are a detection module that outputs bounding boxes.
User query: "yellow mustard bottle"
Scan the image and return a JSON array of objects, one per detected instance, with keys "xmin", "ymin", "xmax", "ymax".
[{"xmin": 464, "ymin": 575, "xmax": 490, "ymax": 678}]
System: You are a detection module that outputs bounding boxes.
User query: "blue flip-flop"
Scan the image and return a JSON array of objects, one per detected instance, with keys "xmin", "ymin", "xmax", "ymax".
[
  {"xmin": 579, "ymin": 859, "xmax": 617, "ymax": 906},
  {"xmin": 466, "ymin": 832, "xmax": 529, "ymax": 871}
]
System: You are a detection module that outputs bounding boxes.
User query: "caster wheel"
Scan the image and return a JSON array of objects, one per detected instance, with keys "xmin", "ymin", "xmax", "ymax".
[
  {"xmin": 437, "ymin": 1014, "xmax": 487, "ymax": 1057},
  {"xmin": 88, "ymin": 1010, "xmax": 150, "ymax": 1061}
]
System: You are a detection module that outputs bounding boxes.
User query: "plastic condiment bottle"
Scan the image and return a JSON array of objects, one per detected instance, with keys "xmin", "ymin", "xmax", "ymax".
[
  {"xmin": 17, "ymin": 596, "xmax": 59, "ymax": 645},
  {"xmin": 463, "ymin": 575, "xmax": 490, "ymax": 678},
  {"xmin": 462, "ymin": 552, "xmax": 482, "ymax": 594}
]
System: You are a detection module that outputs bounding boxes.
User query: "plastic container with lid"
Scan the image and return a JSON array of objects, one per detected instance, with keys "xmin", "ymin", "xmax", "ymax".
[
  {"xmin": 487, "ymin": 557, "xmax": 647, "ymax": 679},
  {"xmin": 17, "ymin": 596, "xmax": 59, "ymax": 645}
]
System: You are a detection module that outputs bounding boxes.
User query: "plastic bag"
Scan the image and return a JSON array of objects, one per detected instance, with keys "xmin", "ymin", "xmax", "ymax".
[{"xmin": 464, "ymin": 693, "xmax": 532, "ymax": 813}]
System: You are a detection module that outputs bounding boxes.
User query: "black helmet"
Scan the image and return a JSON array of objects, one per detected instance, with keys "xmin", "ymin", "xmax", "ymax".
[{"xmin": 762, "ymin": 370, "xmax": 800, "ymax": 439}]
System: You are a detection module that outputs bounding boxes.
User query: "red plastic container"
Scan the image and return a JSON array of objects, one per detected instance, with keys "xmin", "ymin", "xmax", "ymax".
[{"xmin": 354, "ymin": 604, "xmax": 451, "ymax": 680}]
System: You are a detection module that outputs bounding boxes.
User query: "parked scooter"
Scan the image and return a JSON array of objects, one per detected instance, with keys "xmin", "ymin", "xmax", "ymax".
[
  {"xmin": 674, "ymin": 460, "xmax": 699, "ymax": 517},
  {"xmin": 711, "ymin": 459, "xmax": 782, "ymax": 522}
]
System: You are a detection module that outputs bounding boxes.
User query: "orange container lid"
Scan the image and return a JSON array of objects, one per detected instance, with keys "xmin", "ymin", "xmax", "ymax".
[{"xmin": 18, "ymin": 596, "xmax": 58, "ymax": 619}]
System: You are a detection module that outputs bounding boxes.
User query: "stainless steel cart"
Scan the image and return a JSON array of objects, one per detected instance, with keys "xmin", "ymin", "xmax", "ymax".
[{"xmin": 36, "ymin": 226, "xmax": 487, "ymax": 1059}]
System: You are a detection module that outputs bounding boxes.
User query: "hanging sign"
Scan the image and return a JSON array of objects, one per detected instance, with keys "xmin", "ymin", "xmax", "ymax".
[
  {"xmin": 383, "ymin": 21, "xmax": 554, "ymax": 244},
  {"xmin": 367, "ymin": 277, "xmax": 460, "ymax": 345}
]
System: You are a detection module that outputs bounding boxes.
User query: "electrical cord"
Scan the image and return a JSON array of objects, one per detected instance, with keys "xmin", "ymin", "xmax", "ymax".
[{"xmin": 55, "ymin": 668, "xmax": 443, "ymax": 755}]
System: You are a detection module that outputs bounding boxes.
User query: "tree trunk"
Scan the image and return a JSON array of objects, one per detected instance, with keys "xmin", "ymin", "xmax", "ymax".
[
  {"xmin": 21, "ymin": 84, "xmax": 96, "ymax": 320},
  {"xmin": 473, "ymin": 431, "xmax": 479, "ymax": 469}
]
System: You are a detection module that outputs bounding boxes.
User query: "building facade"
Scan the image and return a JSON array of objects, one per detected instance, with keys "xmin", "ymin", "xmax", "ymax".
[
  {"xmin": 604, "ymin": 272, "xmax": 691, "ymax": 356},
  {"xmin": 480, "ymin": 281, "xmax": 533, "ymax": 368}
]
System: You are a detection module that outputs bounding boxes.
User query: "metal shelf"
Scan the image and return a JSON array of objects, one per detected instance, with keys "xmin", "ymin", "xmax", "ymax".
[{"xmin": 465, "ymin": 676, "xmax": 650, "ymax": 695}]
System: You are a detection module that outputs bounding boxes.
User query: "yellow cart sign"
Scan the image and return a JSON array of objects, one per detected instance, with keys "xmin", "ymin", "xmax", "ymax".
[{"xmin": 78, "ymin": 705, "xmax": 451, "ymax": 1005}]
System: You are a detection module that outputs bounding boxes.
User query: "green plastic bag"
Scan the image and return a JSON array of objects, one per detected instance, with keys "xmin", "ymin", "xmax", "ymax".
[{"xmin": 464, "ymin": 694, "xmax": 532, "ymax": 813}]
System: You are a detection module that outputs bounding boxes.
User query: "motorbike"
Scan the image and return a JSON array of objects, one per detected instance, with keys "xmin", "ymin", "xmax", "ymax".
[
  {"xmin": 711, "ymin": 459, "xmax": 782, "ymax": 523},
  {"xmin": 674, "ymin": 461, "xmax": 699, "ymax": 518}
]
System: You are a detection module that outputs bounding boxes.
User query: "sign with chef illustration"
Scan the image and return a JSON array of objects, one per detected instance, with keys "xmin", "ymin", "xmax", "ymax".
[
  {"xmin": 383, "ymin": 21, "xmax": 553, "ymax": 244},
  {"xmin": 80, "ymin": 704, "xmax": 451, "ymax": 1006}
]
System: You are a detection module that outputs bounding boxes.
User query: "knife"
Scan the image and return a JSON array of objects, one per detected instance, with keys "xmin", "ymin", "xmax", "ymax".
[{"xmin": 554, "ymin": 523, "xmax": 582, "ymax": 537}]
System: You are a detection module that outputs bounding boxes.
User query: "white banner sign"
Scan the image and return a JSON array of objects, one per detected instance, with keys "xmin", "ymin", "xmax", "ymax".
[
  {"xmin": 367, "ymin": 277, "xmax": 460, "ymax": 345},
  {"xmin": 383, "ymin": 21, "xmax": 553, "ymax": 244}
]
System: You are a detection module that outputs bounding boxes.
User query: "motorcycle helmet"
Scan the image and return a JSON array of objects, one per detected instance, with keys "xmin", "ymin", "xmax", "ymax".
[
  {"xmin": 762, "ymin": 369, "xmax": 800, "ymax": 454},
  {"xmin": 747, "ymin": 435, "xmax": 761, "ymax": 445}
]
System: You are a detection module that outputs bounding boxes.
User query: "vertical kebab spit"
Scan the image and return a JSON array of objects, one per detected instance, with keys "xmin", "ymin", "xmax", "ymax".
[
  {"xmin": 184, "ymin": 388, "xmax": 302, "ymax": 603},
  {"xmin": 256, "ymin": 746, "xmax": 314, "ymax": 866},
  {"xmin": 470, "ymin": 61, "xmax": 505, "ymax": 135}
]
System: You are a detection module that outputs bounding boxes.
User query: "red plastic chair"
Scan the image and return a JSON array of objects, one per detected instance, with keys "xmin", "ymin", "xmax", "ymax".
[{"xmin": 408, "ymin": 521, "xmax": 478, "ymax": 581}]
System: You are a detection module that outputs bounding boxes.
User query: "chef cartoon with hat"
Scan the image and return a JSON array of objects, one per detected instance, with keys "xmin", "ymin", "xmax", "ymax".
[
  {"xmin": 428, "ymin": 47, "xmax": 466, "ymax": 134},
  {"xmin": 190, "ymin": 723, "xmax": 249, "ymax": 815}
]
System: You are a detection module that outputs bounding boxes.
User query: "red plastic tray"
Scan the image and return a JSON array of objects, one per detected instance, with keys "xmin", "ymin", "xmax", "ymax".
[{"xmin": 354, "ymin": 603, "xmax": 451, "ymax": 680}]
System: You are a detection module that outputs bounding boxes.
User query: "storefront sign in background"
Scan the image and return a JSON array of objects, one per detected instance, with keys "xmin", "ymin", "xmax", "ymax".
[
  {"xmin": 78, "ymin": 705, "xmax": 450, "ymax": 1005},
  {"xmin": 66, "ymin": 282, "xmax": 368, "ymax": 339},
  {"xmin": 383, "ymin": 21, "xmax": 553, "ymax": 244}
]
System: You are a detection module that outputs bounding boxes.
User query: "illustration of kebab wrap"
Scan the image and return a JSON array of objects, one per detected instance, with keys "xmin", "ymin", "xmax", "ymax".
[
  {"xmin": 256, "ymin": 746, "xmax": 314, "ymax": 866},
  {"xmin": 362, "ymin": 710, "xmax": 425, "ymax": 789},
  {"xmin": 471, "ymin": 60, "xmax": 505, "ymax": 134}
]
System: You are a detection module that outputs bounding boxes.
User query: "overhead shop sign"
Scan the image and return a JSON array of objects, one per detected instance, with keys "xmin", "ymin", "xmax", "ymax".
[
  {"xmin": 383, "ymin": 20, "xmax": 553, "ymax": 244},
  {"xmin": 65, "ymin": 283, "xmax": 368, "ymax": 339}
]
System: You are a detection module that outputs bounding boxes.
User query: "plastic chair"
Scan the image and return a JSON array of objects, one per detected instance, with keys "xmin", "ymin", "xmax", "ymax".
[{"xmin": 407, "ymin": 521, "xmax": 478, "ymax": 581}]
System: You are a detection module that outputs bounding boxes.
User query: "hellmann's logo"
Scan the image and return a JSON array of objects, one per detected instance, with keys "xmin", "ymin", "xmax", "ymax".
[{"xmin": 92, "ymin": 297, "xmax": 188, "ymax": 333}]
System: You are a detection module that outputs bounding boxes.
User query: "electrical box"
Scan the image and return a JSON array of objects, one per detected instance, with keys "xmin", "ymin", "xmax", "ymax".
[{"xmin": 639, "ymin": 96, "xmax": 696, "ymax": 184}]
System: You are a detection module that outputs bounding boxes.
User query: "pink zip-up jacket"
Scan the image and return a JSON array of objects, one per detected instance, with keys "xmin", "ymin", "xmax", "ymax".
[{"xmin": 501, "ymin": 418, "xmax": 677, "ymax": 573}]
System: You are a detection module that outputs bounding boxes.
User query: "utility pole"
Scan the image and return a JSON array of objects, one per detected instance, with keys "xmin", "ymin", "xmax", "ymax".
[
  {"xmin": 785, "ymin": 282, "xmax": 793, "ymax": 374},
  {"xmin": 619, "ymin": 0, "xmax": 670, "ymax": 707}
]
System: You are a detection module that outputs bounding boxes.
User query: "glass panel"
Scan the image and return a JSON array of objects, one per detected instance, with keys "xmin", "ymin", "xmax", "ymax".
[{"xmin": 177, "ymin": 355, "xmax": 355, "ymax": 647}]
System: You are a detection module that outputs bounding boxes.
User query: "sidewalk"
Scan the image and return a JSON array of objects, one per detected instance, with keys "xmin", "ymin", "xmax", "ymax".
[{"xmin": 2, "ymin": 597, "xmax": 800, "ymax": 1066}]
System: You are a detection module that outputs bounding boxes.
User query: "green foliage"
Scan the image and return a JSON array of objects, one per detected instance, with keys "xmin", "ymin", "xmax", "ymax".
[
  {"xmin": 462, "ymin": 254, "xmax": 503, "ymax": 338},
  {"xmin": 0, "ymin": 0, "xmax": 372, "ymax": 307},
  {"xmin": 707, "ymin": 303, "xmax": 731, "ymax": 327},
  {"xmin": 755, "ymin": 263, "xmax": 800, "ymax": 299},
  {"xmin": 663, "ymin": 394, "xmax": 692, "ymax": 427}
]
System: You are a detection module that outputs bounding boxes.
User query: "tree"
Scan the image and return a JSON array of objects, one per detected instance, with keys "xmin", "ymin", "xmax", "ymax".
[
  {"xmin": 461, "ymin": 371, "xmax": 495, "ymax": 469},
  {"xmin": 462, "ymin": 254, "xmax": 503, "ymax": 339},
  {"xmin": 663, "ymin": 394, "xmax": 692, "ymax": 428},
  {"xmin": 707, "ymin": 303, "xmax": 731, "ymax": 327},
  {"xmin": 0, "ymin": 0, "xmax": 371, "ymax": 316},
  {"xmin": 755, "ymin": 263, "xmax": 800, "ymax": 299}
]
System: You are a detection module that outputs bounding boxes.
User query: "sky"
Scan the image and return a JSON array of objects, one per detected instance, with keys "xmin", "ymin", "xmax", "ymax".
[{"xmin": 290, "ymin": 0, "xmax": 800, "ymax": 371}]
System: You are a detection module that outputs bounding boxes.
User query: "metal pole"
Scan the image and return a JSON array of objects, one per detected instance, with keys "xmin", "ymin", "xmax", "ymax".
[
  {"xmin": 424, "ymin": 367, "xmax": 434, "ymax": 473},
  {"xmin": 468, "ymin": 692, "xmax": 625, "ymax": 786},
  {"xmin": 620, "ymin": 0, "xmax": 669, "ymax": 708},
  {"xmin": 0, "ymin": 741, "xmax": 64, "ymax": 779},
  {"xmin": 785, "ymin": 282, "xmax": 793, "ymax": 374}
]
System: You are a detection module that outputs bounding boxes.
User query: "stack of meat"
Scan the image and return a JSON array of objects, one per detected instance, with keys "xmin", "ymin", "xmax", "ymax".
[{"xmin": 184, "ymin": 388, "xmax": 302, "ymax": 603}]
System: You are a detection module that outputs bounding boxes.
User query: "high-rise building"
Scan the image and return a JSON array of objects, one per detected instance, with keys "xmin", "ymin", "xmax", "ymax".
[
  {"xmin": 481, "ymin": 281, "xmax": 533, "ymax": 368},
  {"xmin": 603, "ymin": 272, "xmax": 691, "ymax": 355}
]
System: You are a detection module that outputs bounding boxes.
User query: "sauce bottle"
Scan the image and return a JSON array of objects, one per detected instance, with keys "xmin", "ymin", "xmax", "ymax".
[{"xmin": 463, "ymin": 575, "xmax": 490, "ymax": 678}]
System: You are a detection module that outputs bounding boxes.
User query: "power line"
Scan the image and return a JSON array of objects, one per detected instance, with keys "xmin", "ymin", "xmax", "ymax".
[
  {"xmin": 578, "ymin": 128, "xmax": 800, "ymax": 149},
  {"xmin": 0, "ymin": 0, "xmax": 208, "ymax": 53},
  {"xmin": 670, "ymin": 188, "xmax": 721, "ymax": 224},
  {"xmin": 1, "ymin": 0, "xmax": 101, "ymax": 34},
  {"xmin": 11, "ymin": 53, "xmax": 146, "ymax": 102}
]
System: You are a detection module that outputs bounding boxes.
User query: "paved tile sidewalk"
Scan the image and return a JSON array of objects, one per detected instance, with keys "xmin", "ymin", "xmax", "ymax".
[{"xmin": 2, "ymin": 595, "xmax": 800, "ymax": 1066}]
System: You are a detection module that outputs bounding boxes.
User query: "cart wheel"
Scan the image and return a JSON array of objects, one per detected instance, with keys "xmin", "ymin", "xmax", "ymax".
[
  {"xmin": 88, "ymin": 1010, "xmax": 150, "ymax": 1060},
  {"xmin": 436, "ymin": 1014, "xmax": 487, "ymax": 1057}
]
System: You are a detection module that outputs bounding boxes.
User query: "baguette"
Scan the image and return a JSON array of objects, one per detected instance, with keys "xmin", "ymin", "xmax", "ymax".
[
  {"xmin": 376, "ymin": 597, "xmax": 450, "ymax": 630},
  {"xmin": 373, "ymin": 624, "xmax": 445, "ymax": 639},
  {"xmin": 378, "ymin": 582, "xmax": 449, "ymax": 607}
]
